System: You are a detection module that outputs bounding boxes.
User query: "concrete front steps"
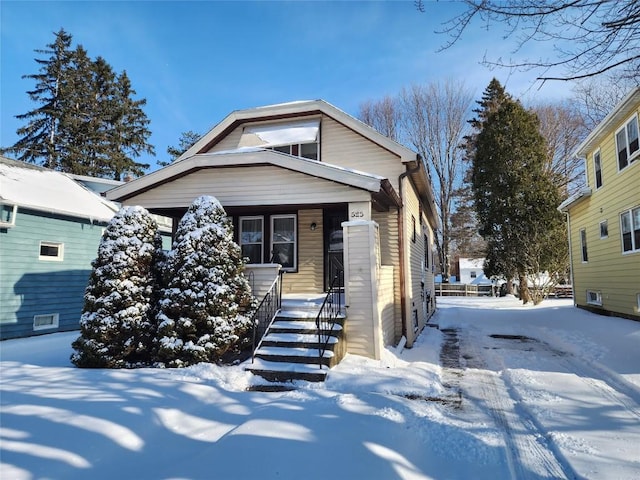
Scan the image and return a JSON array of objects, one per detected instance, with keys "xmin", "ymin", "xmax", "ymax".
[{"xmin": 246, "ymin": 294, "xmax": 346, "ymax": 383}]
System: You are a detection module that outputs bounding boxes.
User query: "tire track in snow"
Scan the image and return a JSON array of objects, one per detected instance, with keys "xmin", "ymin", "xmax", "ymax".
[{"xmin": 455, "ymin": 330, "xmax": 578, "ymax": 480}]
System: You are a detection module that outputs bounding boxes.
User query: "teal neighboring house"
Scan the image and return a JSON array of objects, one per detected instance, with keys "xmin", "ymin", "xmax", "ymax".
[{"xmin": 0, "ymin": 156, "xmax": 119, "ymax": 340}]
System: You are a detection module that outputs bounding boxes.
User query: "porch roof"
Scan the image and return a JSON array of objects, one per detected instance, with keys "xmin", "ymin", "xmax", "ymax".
[{"xmin": 106, "ymin": 148, "xmax": 400, "ymax": 208}]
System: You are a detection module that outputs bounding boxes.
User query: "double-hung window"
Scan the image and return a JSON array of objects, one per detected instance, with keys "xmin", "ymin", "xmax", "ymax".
[
  {"xmin": 271, "ymin": 215, "xmax": 297, "ymax": 270},
  {"xmin": 239, "ymin": 216, "xmax": 264, "ymax": 264},
  {"xmin": 616, "ymin": 114, "xmax": 639, "ymax": 170},
  {"xmin": 620, "ymin": 207, "xmax": 640, "ymax": 253},
  {"xmin": 580, "ymin": 228, "xmax": 588, "ymax": 262},
  {"xmin": 593, "ymin": 150, "xmax": 603, "ymax": 189}
]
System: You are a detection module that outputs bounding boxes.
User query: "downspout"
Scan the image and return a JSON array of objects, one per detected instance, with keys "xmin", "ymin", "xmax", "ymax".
[
  {"xmin": 398, "ymin": 160, "xmax": 422, "ymax": 342},
  {"xmin": 563, "ymin": 210, "xmax": 576, "ymax": 307}
]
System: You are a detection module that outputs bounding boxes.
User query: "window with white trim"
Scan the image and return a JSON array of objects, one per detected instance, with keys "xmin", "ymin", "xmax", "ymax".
[
  {"xmin": 470, "ymin": 271, "xmax": 477, "ymax": 279},
  {"xmin": 580, "ymin": 228, "xmax": 588, "ymax": 262},
  {"xmin": 33, "ymin": 313, "xmax": 59, "ymax": 330},
  {"xmin": 616, "ymin": 114, "xmax": 639, "ymax": 170},
  {"xmin": 593, "ymin": 150, "xmax": 603, "ymax": 189},
  {"xmin": 586, "ymin": 290, "xmax": 602, "ymax": 306},
  {"xmin": 271, "ymin": 214, "xmax": 297, "ymax": 271},
  {"xmin": 239, "ymin": 216, "xmax": 264, "ymax": 264},
  {"xmin": 0, "ymin": 203, "xmax": 17, "ymax": 228},
  {"xmin": 39, "ymin": 241, "xmax": 64, "ymax": 261},
  {"xmin": 238, "ymin": 120, "xmax": 320, "ymax": 161},
  {"xmin": 599, "ymin": 220, "xmax": 608, "ymax": 239},
  {"xmin": 620, "ymin": 206, "xmax": 640, "ymax": 253}
]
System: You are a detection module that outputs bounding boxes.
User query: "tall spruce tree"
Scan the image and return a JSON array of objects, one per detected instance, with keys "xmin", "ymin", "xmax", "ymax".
[
  {"xmin": 71, "ymin": 206, "xmax": 163, "ymax": 368},
  {"xmin": 3, "ymin": 29, "xmax": 74, "ymax": 168},
  {"xmin": 155, "ymin": 196, "xmax": 256, "ymax": 367},
  {"xmin": 470, "ymin": 80, "xmax": 566, "ymax": 304},
  {"xmin": 3, "ymin": 29, "xmax": 154, "ymax": 178}
]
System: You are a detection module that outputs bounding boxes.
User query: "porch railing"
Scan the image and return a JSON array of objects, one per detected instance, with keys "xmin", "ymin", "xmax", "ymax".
[
  {"xmin": 251, "ymin": 270, "xmax": 284, "ymax": 363},
  {"xmin": 315, "ymin": 269, "xmax": 344, "ymax": 369}
]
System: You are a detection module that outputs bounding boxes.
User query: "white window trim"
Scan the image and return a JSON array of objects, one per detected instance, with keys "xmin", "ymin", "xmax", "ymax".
[
  {"xmin": 33, "ymin": 313, "xmax": 59, "ymax": 331},
  {"xmin": 620, "ymin": 207, "xmax": 640, "ymax": 254},
  {"xmin": 616, "ymin": 113, "xmax": 640, "ymax": 171},
  {"xmin": 39, "ymin": 241, "xmax": 64, "ymax": 261},
  {"xmin": 586, "ymin": 290, "xmax": 602, "ymax": 306},
  {"xmin": 270, "ymin": 214, "xmax": 297, "ymax": 272},
  {"xmin": 599, "ymin": 220, "xmax": 608, "ymax": 239},
  {"xmin": 0, "ymin": 203, "xmax": 17, "ymax": 228},
  {"xmin": 239, "ymin": 216, "xmax": 264, "ymax": 264},
  {"xmin": 593, "ymin": 149, "xmax": 603, "ymax": 190}
]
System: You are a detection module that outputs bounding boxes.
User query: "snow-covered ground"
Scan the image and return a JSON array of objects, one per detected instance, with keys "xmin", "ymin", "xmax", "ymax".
[{"xmin": 1, "ymin": 296, "xmax": 639, "ymax": 479}]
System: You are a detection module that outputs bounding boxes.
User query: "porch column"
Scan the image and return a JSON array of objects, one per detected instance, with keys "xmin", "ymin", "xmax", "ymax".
[{"xmin": 342, "ymin": 220, "xmax": 383, "ymax": 360}]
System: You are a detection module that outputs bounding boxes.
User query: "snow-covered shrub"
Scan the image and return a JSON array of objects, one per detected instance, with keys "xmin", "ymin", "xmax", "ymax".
[
  {"xmin": 71, "ymin": 206, "xmax": 163, "ymax": 368},
  {"xmin": 155, "ymin": 195, "xmax": 255, "ymax": 367}
]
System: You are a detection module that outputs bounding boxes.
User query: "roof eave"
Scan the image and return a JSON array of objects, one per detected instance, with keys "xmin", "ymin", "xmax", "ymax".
[
  {"xmin": 574, "ymin": 87, "xmax": 640, "ymax": 158},
  {"xmin": 558, "ymin": 187, "xmax": 592, "ymax": 212}
]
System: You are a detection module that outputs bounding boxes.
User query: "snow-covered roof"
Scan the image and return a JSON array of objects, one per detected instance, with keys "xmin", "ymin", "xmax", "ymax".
[
  {"xmin": 458, "ymin": 258, "xmax": 485, "ymax": 270},
  {"xmin": 176, "ymin": 99, "xmax": 418, "ymax": 163},
  {"xmin": 106, "ymin": 148, "xmax": 390, "ymax": 203},
  {"xmin": 0, "ymin": 157, "xmax": 119, "ymax": 222}
]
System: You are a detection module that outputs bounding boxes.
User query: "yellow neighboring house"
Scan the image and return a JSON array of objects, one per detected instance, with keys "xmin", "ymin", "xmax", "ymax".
[{"xmin": 559, "ymin": 87, "xmax": 640, "ymax": 321}]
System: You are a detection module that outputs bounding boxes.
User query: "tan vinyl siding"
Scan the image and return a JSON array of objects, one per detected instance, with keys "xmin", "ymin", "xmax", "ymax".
[
  {"xmin": 403, "ymin": 179, "xmax": 427, "ymax": 346},
  {"xmin": 122, "ymin": 166, "xmax": 371, "ymax": 210},
  {"xmin": 244, "ymin": 264, "xmax": 281, "ymax": 300},
  {"xmin": 343, "ymin": 222, "xmax": 378, "ymax": 358},
  {"xmin": 570, "ymin": 100, "xmax": 640, "ymax": 319},
  {"xmin": 206, "ymin": 114, "xmax": 405, "ymax": 190},
  {"xmin": 372, "ymin": 208, "xmax": 402, "ymax": 342},
  {"xmin": 379, "ymin": 265, "xmax": 395, "ymax": 345},
  {"xmin": 282, "ymin": 209, "xmax": 324, "ymax": 294},
  {"xmin": 321, "ymin": 116, "xmax": 405, "ymax": 191}
]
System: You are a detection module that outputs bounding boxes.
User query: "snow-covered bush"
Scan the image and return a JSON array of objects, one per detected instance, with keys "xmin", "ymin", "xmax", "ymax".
[
  {"xmin": 71, "ymin": 206, "xmax": 163, "ymax": 368},
  {"xmin": 155, "ymin": 195, "xmax": 255, "ymax": 367}
]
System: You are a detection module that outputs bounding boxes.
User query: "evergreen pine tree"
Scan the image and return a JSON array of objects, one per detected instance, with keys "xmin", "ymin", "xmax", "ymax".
[
  {"xmin": 71, "ymin": 206, "xmax": 163, "ymax": 368},
  {"xmin": 470, "ymin": 82, "xmax": 566, "ymax": 304},
  {"xmin": 156, "ymin": 196, "xmax": 256, "ymax": 368},
  {"xmin": 2, "ymin": 29, "xmax": 74, "ymax": 168},
  {"xmin": 3, "ymin": 30, "xmax": 154, "ymax": 178},
  {"xmin": 159, "ymin": 130, "xmax": 201, "ymax": 167}
]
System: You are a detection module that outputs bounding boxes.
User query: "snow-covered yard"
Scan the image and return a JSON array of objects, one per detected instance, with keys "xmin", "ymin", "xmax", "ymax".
[{"xmin": 1, "ymin": 297, "xmax": 639, "ymax": 479}]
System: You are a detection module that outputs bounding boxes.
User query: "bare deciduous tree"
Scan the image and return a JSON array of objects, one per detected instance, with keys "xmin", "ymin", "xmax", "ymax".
[
  {"xmin": 358, "ymin": 96, "xmax": 401, "ymax": 142},
  {"xmin": 423, "ymin": 0, "xmax": 640, "ymax": 81},
  {"xmin": 399, "ymin": 80, "xmax": 474, "ymax": 282},
  {"xmin": 531, "ymin": 101, "xmax": 588, "ymax": 197},
  {"xmin": 572, "ymin": 76, "xmax": 639, "ymax": 129}
]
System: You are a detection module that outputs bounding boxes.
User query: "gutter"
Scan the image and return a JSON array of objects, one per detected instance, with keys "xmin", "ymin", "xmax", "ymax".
[{"xmin": 398, "ymin": 160, "xmax": 422, "ymax": 343}]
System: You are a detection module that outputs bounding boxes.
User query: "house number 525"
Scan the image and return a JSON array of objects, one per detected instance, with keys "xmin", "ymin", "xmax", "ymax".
[{"xmin": 351, "ymin": 211, "xmax": 365, "ymax": 218}]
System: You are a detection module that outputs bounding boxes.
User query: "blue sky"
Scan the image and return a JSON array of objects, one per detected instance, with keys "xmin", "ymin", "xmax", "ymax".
[{"xmin": 1, "ymin": 1, "xmax": 573, "ymax": 172}]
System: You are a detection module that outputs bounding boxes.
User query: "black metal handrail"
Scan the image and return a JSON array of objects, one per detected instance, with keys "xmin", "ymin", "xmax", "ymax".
[
  {"xmin": 251, "ymin": 270, "xmax": 284, "ymax": 363},
  {"xmin": 316, "ymin": 269, "xmax": 344, "ymax": 369}
]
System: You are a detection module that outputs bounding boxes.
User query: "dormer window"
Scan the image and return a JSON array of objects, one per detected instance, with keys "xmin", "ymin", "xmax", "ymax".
[{"xmin": 238, "ymin": 119, "xmax": 320, "ymax": 161}]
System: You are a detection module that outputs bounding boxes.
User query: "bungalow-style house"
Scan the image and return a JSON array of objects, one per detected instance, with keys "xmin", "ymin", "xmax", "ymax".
[
  {"xmin": 0, "ymin": 156, "xmax": 119, "ymax": 340},
  {"xmin": 106, "ymin": 100, "xmax": 440, "ymax": 379},
  {"xmin": 559, "ymin": 87, "xmax": 640, "ymax": 321}
]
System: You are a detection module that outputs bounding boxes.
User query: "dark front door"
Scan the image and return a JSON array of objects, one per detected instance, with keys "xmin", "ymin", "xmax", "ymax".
[{"xmin": 323, "ymin": 207, "xmax": 347, "ymax": 291}]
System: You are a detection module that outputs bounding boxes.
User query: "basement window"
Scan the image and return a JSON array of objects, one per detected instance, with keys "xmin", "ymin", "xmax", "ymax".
[
  {"xmin": 33, "ymin": 313, "xmax": 59, "ymax": 331},
  {"xmin": 586, "ymin": 290, "xmax": 602, "ymax": 306},
  {"xmin": 39, "ymin": 241, "xmax": 64, "ymax": 261}
]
